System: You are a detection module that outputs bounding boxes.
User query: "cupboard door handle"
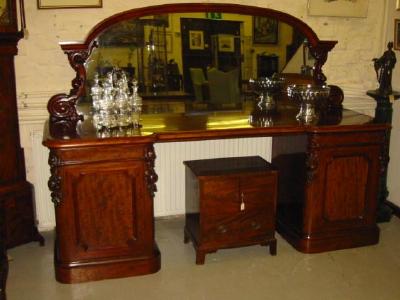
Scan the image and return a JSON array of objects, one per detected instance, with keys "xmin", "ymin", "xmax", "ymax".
[{"xmin": 240, "ymin": 192, "xmax": 245, "ymax": 211}]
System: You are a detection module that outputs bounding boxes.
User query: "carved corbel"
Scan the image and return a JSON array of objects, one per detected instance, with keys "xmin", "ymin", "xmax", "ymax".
[
  {"xmin": 144, "ymin": 145, "xmax": 158, "ymax": 198},
  {"xmin": 306, "ymin": 135, "xmax": 320, "ymax": 184},
  {"xmin": 48, "ymin": 150, "xmax": 62, "ymax": 206}
]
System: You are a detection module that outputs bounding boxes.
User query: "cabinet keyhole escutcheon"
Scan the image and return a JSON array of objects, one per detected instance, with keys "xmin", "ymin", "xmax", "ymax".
[{"xmin": 240, "ymin": 192, "xmax": 245, "ymax": 211}]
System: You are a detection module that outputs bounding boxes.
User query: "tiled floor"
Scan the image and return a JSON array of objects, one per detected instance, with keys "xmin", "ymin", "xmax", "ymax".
[{"xmin": 6, "ymin": 216, "xmax": 400, "ymax": 300}]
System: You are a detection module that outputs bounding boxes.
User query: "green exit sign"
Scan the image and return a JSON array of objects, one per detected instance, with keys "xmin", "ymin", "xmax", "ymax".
[{"xmin": 206, "ymin": 12, "xmax": 222, "ymax": 20}]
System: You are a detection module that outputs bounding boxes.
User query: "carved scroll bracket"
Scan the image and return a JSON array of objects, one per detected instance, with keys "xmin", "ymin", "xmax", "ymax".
[
  {"xmin": 47, "ymin": 41, "xmax": 98, "ymax": 138},
  {"xmin": 144, "ymin": 145, "xmax": 158, "ymax": 198},
  {"xmin": 48, "ymin": 150, "xmax": 62, "ymax": 206}
]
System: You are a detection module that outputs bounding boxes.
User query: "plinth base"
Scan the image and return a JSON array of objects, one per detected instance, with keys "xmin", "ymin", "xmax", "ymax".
[
  {"xmin": 54, "ymin": 242, "xmax": 161, "ymax": 283},
  {"xmin": 277, "ymin": 219, "xmax": 380, "ymax": 253}
]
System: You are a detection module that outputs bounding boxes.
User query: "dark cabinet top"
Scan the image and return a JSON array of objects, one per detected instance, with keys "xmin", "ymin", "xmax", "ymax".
[{"xmin": 184, "ymin": 156, "xmax": 275, "ymax": 177}]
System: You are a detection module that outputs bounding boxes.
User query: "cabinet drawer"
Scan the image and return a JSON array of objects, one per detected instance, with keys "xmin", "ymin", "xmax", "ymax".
[{"xmin": 202, "ymin": 208, "xmax": 274, "ymax": 243}]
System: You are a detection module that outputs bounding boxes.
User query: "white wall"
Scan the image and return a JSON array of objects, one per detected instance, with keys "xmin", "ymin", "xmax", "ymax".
[
  {"xmin": 386, "ymin": 0, "xmax": 400, "ymax": 207},
  {"xmin": 15, "ymin": 0, "xmax": 390, "ymax": 229}
]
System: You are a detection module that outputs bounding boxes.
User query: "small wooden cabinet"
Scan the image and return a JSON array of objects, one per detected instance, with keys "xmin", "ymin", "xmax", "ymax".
[{"xmin": 183, "ymin": 156, "xmax": 277, "ymax": 264}]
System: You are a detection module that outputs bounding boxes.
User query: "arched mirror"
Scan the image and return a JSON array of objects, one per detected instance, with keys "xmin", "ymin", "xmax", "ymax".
[{"xmin": 48, "ymin": 3, "xmax": 337, "ymax": 136}]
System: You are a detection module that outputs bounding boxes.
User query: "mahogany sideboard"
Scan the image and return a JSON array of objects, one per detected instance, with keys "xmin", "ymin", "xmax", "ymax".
[
  {"xmin": 43, "ymin": 105, "xmax": 389, "ymax": 283},
  {"xmin": 40, "ymin": 2, "xmax": 390, "ymax": 284}
]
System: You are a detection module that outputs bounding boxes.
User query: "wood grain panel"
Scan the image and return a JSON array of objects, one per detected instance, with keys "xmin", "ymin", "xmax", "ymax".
[
  {"xmin": 74, "ymin": 169, "xmax": 137, "ymax": 252},
  {"xmin": 61, "ymin": 161, "xmax": 152, "ymax": 261},
  {"xmin": 324, "ymin": 155, "xmax": 369, "ymax": 221}
]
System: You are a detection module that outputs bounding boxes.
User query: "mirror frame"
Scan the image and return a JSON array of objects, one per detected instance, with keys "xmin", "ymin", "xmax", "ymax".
[{"xmin": 47, "ymin": 3, "xmax": 337, "ymax": 137}]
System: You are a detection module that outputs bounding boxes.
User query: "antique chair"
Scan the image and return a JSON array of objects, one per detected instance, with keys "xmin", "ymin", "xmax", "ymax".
[
  {"xmin": 189, "ymin": 68, "xmax": 209, "ymax": 102},
  {"xmin": 207, "ymin": 67, "xmax": 241, "ymax": 107}
]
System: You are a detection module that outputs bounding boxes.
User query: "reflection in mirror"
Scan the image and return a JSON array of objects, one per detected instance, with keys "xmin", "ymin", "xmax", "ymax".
[{"xmin": 84, "ymin": 12, "xmax": 315, "ymax": 114}]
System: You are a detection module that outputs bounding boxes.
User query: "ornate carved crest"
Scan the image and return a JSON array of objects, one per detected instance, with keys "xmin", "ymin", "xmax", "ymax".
[{"xmin": 47, "ymin": 42, "xmax": 97, "ymax": 137}]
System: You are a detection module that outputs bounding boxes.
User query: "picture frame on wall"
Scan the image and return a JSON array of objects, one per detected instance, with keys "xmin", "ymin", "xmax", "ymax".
[
  {"xmin": 218, "ymin": 35, "xmax": 235, "ymax": 52},
  {"xmin": 189, "ymin": 30, "xmax": 204, "ymax": 50},
  {"xmin": 253, "ymin": 16, "xmax": 278, "ymax": 44},
  {"xmin": 395, "ymin": 19, "xmax": 400, "ymax": 50},
  {"xmin": 37, "ymin": 0, "xmax": 103, "ymax": 9},
  {"xmin": 307, "ymin": 0, "xmax": 369, "ymax": 18}
]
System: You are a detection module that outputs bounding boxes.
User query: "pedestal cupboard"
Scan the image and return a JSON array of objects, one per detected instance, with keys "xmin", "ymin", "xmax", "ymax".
[{"xmin": 46, "ymin": 137, "xmax": 160, "ymax": 283}]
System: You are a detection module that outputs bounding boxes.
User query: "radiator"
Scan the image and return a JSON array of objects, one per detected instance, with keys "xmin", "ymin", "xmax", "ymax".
[
  {"xmin": 31, "ymin": 131, "xmax": 271, "ymax": 229},
  {"xmin": 31, "ymin": 130, "xmax": 55, "ymax": 231}
]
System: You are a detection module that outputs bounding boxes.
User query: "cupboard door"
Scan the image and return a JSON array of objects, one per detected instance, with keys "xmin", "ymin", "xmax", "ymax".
[
  {"xmin": 240, "ymin": 174, "xmax": 277, "ymax": 214},
  {"xmin": 201, "ymin": 177, "xmax": 239, "ymax": 217},
  {"xmin": 58, "ymin": 160, "xmax": 152, "ymax": 262},
  {"xmin": 305, "ymin": 145, "xmax": 381, "ymax": 234}
]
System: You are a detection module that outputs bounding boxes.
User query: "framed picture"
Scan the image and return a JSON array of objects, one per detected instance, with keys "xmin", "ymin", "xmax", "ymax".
[
  {"xmin": 253, "ymin": 16, "xmax": 278, "ymax": 44},
  {"xmin": 37, "ymin": 0, "xmax": 102, "ymax": 9},
  {"xmin": 97, "ymin": 20, "xmax": 144, "ymax": 47},
  {"xmin": 395, "ymin": 19, "xmax": 400, "ymax": 50},
  {"xmin": 307, "ymin": 0, "xmax": 369, "ymax": 18},
  {"xmin": 218, "ymin": 35, "xmax": 235, "ymax": 52},
  {"xmin": 189, "ymin": 30, "xmax": 204, "ymax": 50}
]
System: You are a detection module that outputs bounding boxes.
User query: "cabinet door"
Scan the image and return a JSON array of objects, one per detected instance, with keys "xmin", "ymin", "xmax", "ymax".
[
  {"xmin": 305, "ymin": 145, "xmax": 381, "ymax": 234},
  {"xmin": 57, "ymin": 160, "xmax": 152, "ymax": 262}
]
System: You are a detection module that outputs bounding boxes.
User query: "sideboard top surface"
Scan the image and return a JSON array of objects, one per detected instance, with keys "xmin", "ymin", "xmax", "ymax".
[{"xmin": 43, "ymin": 102, "xmax": 388, "ymax": 148}]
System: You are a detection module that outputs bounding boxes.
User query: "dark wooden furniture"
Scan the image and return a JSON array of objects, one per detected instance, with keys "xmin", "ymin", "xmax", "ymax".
[
  {"xmin": 42, "ymin": 3, "xmax": 389, "ymax": 283},
  {"xmin": 0, "ymin": 0, "xmax": 44, "ymax": 249},
  {"xmin": 43, "ymin": 106, "xmax": 389, "ymax": 282},
  {"xmin": 0, "ymin": 232, "xmax": 7, "ymax": 300},
  {"xmin": 367, "ymin": 90, "xmax": 400, "ymax": 222},
  {"xmin": 183, "ymin": 156, "xmax": 277, "ymax": 264}
]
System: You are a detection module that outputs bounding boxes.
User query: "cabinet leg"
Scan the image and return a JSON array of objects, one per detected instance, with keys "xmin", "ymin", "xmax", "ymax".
[
  {"xmin": 269, "ymin": 240, "xmax": 277, "ymax": 256},
  {"xmin": 34, "ymin": 229, "xmax": 45, "ymax": 247},
  {"xmin": 183, "ymin": 229, "xmax": 190, "ymax": 244},
  {"xmin": 195, "ymin": 251, "xmax": 206, "ymax": 265}
]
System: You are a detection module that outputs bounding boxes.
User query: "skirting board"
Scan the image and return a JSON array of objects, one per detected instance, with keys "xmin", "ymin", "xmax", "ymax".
[{"xmin": 386, "ymin": 201, "xmax": 400, "ymax": 219}]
